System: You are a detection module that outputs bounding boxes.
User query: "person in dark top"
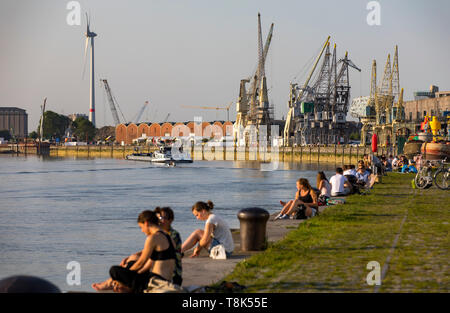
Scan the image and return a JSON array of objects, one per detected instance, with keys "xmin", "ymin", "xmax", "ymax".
[
  {"xmin": 154, "ymin": 207, "xmax": 183, "ymax": 286},
  {"xmin": 92, "ymin": 210, "xmax": 176, "ymax": 293},
  {"xmin": 276, "ymin": 178, "xmax": 318, "ymax": 220}
]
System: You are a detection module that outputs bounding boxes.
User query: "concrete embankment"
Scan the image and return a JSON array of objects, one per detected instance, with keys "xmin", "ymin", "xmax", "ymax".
[{"xmin": 41, "ymin": 144, "xmax": 395, "ymax": 164}]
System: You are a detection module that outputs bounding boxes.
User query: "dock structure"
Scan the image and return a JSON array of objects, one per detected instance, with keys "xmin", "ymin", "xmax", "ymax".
[
  {"xmin": 350, "ymin": 46, "xmax": 416, "ymax": 151},
  {"xmin": 284, "ymin": 38, "xmax": 361, "ymax": 147},
  {"xmin": 233, "ymin": 13, "xmax": 275, "ymax": 147}
]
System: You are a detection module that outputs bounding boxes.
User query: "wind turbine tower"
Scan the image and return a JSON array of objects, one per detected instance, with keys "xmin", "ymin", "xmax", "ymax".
[{"xmin": 84, "ymin": 14, "xmax": 97, "ymax": 127}]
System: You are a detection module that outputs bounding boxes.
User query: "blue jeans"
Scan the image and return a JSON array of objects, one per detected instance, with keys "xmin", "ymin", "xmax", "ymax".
[{"xmin": 209, "ymin": 238, "xmax": 232, "ymax": 258}]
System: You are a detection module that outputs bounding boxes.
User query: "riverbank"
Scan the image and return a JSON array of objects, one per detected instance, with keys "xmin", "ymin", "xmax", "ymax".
[
  {"xmin": 2, "ymin": 143, "xmax": 396, "ymax": 164},
  {"xmin": 32, "ymin": 144, "xmax": 395, "ymax": 164},
  {"xmin": 200, "ymin": 173, "xmax": 449, "ymax": 293}
]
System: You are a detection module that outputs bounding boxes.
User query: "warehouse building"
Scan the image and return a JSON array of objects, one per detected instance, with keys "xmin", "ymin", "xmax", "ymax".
[{"xmin": 0, "ymin": 107, "xmax": 28, "ymax": 138}]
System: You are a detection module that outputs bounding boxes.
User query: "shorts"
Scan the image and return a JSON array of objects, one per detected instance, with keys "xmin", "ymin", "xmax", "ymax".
[{"xmin": 209, "ymin": 238, "xmax": 232, "ymax": 258}]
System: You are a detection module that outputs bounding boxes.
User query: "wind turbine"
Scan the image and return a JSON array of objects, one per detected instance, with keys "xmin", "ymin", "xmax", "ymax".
[{"xmin": 83, "ymin": 13, "xmax": 97, "ymax": 127}]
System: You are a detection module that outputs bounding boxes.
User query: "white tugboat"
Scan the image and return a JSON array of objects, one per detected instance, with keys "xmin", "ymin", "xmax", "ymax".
[{"xmin": 126, "ymin": 139, "xmax": 193, "ymax": 165}]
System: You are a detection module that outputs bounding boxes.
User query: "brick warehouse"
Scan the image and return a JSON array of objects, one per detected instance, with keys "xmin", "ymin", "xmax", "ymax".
[{"xmin": 115, "ymin": 121, "xmax": 234, "ymax": 145}]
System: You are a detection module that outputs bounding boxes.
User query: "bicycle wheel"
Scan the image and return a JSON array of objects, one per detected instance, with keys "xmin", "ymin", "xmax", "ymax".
[
  {"xmin": 415, "ymin": 167, "xmax": 430, "ymax": 189},
  {"xmin": 434, "ymin": 169, "xmax": 449, "ymax": 190}
]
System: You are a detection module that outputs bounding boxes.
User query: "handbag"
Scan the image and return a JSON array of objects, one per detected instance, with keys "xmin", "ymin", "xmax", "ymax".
[
  {"xmin": 143, "ymin": 276, "xmax": 185, "ymax": 293},
  {"xmin": 209, "ymin": 244, "xmax": 227, "ymax": 260}
]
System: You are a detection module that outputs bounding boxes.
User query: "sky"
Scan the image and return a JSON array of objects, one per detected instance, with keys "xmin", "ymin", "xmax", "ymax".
[{"xmin": 1, "ymin": 0, "xmax": 449, "ymax": 132}]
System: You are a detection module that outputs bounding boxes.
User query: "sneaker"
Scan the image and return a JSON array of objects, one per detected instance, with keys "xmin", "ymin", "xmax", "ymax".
[
  {"xmin": 274, "ymin": 213, "xmax": 283, "ymax": 220},
  {"xmin": 280, "ymin": 214, "xmax": 290, "ymax": 220}
]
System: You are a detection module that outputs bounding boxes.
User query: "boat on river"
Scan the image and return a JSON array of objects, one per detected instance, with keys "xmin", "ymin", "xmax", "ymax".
[{"xmin": 126, "ymin": 142, "xmax": 193, "ymax": 164}]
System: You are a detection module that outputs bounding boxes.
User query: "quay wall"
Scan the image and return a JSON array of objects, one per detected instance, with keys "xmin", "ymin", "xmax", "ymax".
[{"xmin": 16, "ymin": 145, "xmax": 398, "ymax": 164}]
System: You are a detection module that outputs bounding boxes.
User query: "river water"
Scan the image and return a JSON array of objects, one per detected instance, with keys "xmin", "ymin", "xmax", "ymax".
[{"xmin": 0, "ymin": 155, "xmax": 336, "ymax": 292}]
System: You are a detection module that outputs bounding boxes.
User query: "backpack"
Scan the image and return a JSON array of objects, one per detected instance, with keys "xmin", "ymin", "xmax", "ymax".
[{"xmin": 294, "ymin": 205, "xmax": 308, "ymax": 220}]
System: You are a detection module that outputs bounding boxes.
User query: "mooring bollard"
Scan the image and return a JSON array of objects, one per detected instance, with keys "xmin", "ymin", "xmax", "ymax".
[{"xmin": 237, "ymin": 208, "xmax": 270, "ymax": 251}]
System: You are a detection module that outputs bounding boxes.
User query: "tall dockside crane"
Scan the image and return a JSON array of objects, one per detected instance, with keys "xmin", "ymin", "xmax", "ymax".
[
  {"xmin": 234, "ymin": 13, "xmax": 274, "ymax": 145},
  {"xmin": 100, "ymin": 79, "xmax": 127, "ymax": 125},
  {"xmin": 352, "ymin": 45, "xmax": 402, "ymax": 147},
  {"xmin": 283, "ymin": 36, "xmax": 330, "ymax": 146},
  {"xmin": 284, "ymin": 37, "xmax": 360, "ymax": 146}
]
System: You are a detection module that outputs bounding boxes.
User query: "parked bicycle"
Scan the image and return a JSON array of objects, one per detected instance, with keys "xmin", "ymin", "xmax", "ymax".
[
  {"xmin": 434, "ymin": 158, "xmax": 449, "ymax": 190},
  {"xmin": 415, "ymin": 157, "xmax": 449, "ymax": 190}
]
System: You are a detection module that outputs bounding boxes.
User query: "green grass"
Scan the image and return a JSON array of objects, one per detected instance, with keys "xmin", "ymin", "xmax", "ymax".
[{"xmin": 220, "ymin": 173, "xmax": 450, "ymax": 293}]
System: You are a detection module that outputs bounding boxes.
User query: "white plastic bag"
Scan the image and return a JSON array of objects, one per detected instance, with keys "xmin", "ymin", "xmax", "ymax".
[{"xmin": 209, "ymin": 244, "xmax": 227, "ymax": 260}]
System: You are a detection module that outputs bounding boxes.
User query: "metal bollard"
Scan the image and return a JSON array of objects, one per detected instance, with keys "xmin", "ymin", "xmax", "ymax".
[{"xmin": 237, "ymin": 207, "xmax": 270, "ymax": 251}]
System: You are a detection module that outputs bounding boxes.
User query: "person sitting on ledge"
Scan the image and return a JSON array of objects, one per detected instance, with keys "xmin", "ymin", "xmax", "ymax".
[
  {"xmin": 92, "ymin": 208, "xmax": 182, "ymax": 291},
  {"xmin": 275, "ymin": 178, "xmax": 319, "ymax": 220},
  {"xmin": 92, "ymin": 210, "xmax": 176, "ymax": 293},
  {"xmin": 317, "ymin": 171, "xmax": 331, "ymax": 206},
  {"xmin": 330, "ymin": 167, "xmax": 351, "ymax": 197},
  {"xmin": 154, "ymin": 207, "xmax": 183, "ymax": 286},
  {"xmin": 181, "ymin": 201, "xmax": 234, "ymax": 258}
]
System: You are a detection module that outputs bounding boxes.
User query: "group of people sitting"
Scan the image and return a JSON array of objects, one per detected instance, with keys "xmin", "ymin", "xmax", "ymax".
[
  {"xmin": 92, "ymin": 201, "xmax": 234, "ymax": 293},
  {"xmin": 392, "ymin": 154, "xmax": 419, "ymax": 173},
  {"xmin": 275, "ymin": 160, "xmax": 375, "ymax": 220}
]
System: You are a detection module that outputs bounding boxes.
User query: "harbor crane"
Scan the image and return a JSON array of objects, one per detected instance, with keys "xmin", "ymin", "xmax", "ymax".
[
  {"xmin": 133, "ymin": 101, "xmax": 149, "ymax": 124},
  {"xmin": 162, "ymin": 113, "xmax": 170, "ymax": 123},
  {"xmin": 181, "ymin": 102, "xmax": 234, "ymax": 121},
  {"xmin": 100, "ymin": 79, "xmax": 127, "ymax": 125},
  {"xmin": 283, "ymin": 36, "xmax": 330, "ymax": 146}
]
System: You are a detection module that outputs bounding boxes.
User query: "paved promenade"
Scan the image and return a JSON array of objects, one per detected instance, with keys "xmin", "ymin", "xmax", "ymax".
[{"xmin": 181, "ymin": 213, "xmax": 305, "ymax": 289}]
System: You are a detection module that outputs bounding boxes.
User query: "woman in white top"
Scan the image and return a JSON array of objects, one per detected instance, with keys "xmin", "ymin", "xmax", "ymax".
[
  {"xmin": 317, "ymin": 171, "xmax": 331, "ymax": 203},
  {"xmin": 181, "ymin": 201, "xmax": 234, "ymax": 258},
  {"xmin": 317, "ymin": 171, "xmax": 331, "ymax": 197}
]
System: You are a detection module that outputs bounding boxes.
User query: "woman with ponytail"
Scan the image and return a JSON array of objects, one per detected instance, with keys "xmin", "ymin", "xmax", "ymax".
[{"xmin": 181, "ymin": 201, "xmax": 234, "ymax": 258}]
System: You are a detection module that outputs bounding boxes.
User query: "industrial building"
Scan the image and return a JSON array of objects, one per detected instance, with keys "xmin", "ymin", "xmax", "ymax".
[
  {"xmin": 0, "ymin": 107, "xmax": 28, "ymax": 138},
  {"xmin": 404, "ymin": 86, "xmax": 450, "ymax": 124},
  {"xmin": 115, "ymin": 121, "xmax": 234, "ymax": 145}
]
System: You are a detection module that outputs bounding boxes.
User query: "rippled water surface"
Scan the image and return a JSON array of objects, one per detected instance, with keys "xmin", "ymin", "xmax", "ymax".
[{"xmin": 0, "ymin": 155, "xmax": 335, "ymax": 291}]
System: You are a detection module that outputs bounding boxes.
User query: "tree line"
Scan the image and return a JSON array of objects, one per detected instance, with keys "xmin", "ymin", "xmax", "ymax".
[{"xmin": 28, "ymin": 111, "xmax": 96, "ymax": 142}]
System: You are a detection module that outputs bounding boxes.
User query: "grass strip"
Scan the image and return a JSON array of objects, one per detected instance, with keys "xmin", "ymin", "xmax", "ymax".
[{"xmin": 220, "ymin": 173, "xmax": 449, "ymax": 293}]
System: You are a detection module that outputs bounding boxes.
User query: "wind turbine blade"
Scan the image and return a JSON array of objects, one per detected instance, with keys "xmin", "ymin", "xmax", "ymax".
[{"xmin": 82, "ymin": 37, "xmax": 89, "ymax": 79}]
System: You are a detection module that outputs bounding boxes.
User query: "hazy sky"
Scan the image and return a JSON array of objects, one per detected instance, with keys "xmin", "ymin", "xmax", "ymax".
[{"xmin": 1, "ymin": 0, "xmax": 449, "ymax": 132}]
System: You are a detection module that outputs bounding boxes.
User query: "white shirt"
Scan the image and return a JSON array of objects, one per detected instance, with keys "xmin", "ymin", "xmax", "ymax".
[
  {"xmin": 330, "ymin": 174, "xmax": 348, "ymax": 195},
  {"xmin": 356, "ymin": 170, "xmax": 370, "ymax": 184},
  {"xmin": 206, "ymin": 214, "xmax": 234, "ymax": 253},
  {"xmin": 320, "ymin": 180, "xmax": 332, "ymax": 197},
  {"xmin": 392, "ymin": 157, "xmax": 399, "ymax": 167},
  {"xmin": 343, "ymin": 169, "xmax": 357, "ymax": 176}
]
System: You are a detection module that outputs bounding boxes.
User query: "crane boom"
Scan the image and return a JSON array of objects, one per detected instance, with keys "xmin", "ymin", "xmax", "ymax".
[
  {"xmin": 283, "ymin": 36, "xmax": 331, "ymax": 146},
  {"xmin": 100, "ymin": 79, "xmax": 126, "ymax": 125},
  {"xmin": 162, "ymin": 113, "xmax": 170, "ymax": 123},
  {"xmin": 134, "ymin": 101, "xmax": 149, "ymax": 124},
  {"xmin": 296, "ymin": 36, "xmax": 331, "ymax": 103},
  {"xmin": 181, "ymin": 102, "xmax": 233, "ymax": 121}
]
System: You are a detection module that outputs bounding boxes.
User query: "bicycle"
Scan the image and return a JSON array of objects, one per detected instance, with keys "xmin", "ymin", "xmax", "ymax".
[
  {"xmin": 415, "ymin": 160, "xmax": 434, "ymax": 190},
  {"xmin": 433, "ymin": 158, "xmax": 449, "ymax": 190}
]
